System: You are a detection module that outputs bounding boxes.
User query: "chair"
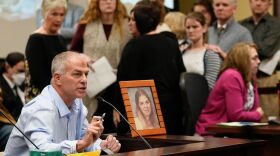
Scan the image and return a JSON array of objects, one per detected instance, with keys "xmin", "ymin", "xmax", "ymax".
[{"xmin": 179, "ymin": 72, "xmax": 209, "ymax": 135}]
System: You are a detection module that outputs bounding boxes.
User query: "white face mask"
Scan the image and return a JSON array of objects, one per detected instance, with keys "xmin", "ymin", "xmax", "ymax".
[{"xmin": 12, "ymin": 72, "xmax": 25, "ymax": 86}]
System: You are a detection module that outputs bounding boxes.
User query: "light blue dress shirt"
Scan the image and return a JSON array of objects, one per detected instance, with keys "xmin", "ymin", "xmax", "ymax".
[{"xmin": 4, "ymin": 85, "xmax": 101, "ymax": 156}]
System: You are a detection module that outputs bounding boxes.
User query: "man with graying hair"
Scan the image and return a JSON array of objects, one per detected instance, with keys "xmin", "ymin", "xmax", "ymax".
[
  {"xmin": 207, "ymin": 0, "xmax": 253, "ymax": 59},
  {"xmin": 5, "ymin": 52, "xmax": 121, "ymax": 155},
  {"xmin": 240, "ymin": 0, "xmax": 280, "ymax": 117}
]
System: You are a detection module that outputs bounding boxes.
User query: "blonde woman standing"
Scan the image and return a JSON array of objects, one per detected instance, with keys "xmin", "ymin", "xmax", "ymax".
[{"xmin": 25, "ymin": 0, "xmax": 67, "ymax": 102}]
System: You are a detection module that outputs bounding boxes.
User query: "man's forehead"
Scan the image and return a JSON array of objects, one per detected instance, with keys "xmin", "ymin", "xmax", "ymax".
[{"xmin": 66, "ymin": 60, "xmax": 89, "ymax": 70}]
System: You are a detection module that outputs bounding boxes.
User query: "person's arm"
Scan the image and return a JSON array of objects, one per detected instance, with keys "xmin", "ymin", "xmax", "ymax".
[
  {"xmin": 70, "ymin": 24, "xmax": 86, "ymax": 53},
  {"xmin": 75, "ymin": 104, "xmax": 104, "ymax": 152},
  {"xmin": 77, "ymin": 116, "xmax": 104, "ymax": 152},
  {"xmin": 204, "ymin": 51, "xmax": 221, "ymax": 89},
  {"xmin": 100, "ymin": 135, "xmax": 121, "ymax": 153},
  {"xmin": 23, "ymin": 103, "xmax": 103, "ymax": 154},
  {"xmin": 223, "ymin": 73, "xmax": 262, "ymax": 121}
]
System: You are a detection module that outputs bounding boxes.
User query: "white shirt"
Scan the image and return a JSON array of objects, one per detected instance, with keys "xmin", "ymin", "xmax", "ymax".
[{"xmin": 182, "ymin": 48, "xmax": 206, "ymax": 75}]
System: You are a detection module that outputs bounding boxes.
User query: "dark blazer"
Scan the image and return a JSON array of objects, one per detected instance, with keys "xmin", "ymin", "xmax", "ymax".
[{"xmin": 0, "ymin": 75, "xmax": 23, "ymax": 121}]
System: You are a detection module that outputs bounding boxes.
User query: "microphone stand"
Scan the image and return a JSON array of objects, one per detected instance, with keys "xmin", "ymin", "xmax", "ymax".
[
  {"xmin": 0, "ymin": 109, "xmax": 39, "ymax": 149},
  {"xmin": 97, "ymin": 97, "xmax": 152, "ymax": 149}
]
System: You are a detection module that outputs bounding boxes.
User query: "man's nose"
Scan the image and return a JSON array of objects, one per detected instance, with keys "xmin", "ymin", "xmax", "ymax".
[{"xmin": 81, "ymin": 74, "xmax": 87, "ymax": 83}]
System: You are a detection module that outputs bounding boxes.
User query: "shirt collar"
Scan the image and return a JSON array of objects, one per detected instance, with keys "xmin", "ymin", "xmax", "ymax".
[
  {"xmin": 216, "ymin": 17, "xmax": 234, "ymax": 30},
  {"xmin": 217, "ymin": 23, "xmax": 227, "ymax": 29},
  {"xmin": 48, "ymin": 85, "xmax": 80, "ymax": 118}
]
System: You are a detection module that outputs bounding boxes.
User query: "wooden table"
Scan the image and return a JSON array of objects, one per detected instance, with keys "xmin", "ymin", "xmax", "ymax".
[
  {"xmin": 104, "ymin": 135, "xmax": 266, "ymax": 156},
  {"xmin": 206, "ymin": 124, "xmax": 280, "ymax": 156}
]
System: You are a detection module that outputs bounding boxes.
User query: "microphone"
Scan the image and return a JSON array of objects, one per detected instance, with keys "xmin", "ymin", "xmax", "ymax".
[
  {"xmin": 0, "ymin": 109, "xmax": 39, "ymax": 149},
  {"xmin": 97, "ymin": 97, "xmax": 152, "ymax": 149}
]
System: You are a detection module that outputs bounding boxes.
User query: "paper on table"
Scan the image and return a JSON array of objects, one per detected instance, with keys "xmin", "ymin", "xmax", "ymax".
[
  {"xmin": 67, "ymin": 150, "xmax": 101, "ymax": 156},
  {"xmin": 86, "ymin": 56, "xmax": 116, "ymax": 98},
  {"xmin": 217, "ymin": 122, "xmax": 268, "ymax": 127},
  {"xmin": 259, "ymin": 50, "xmax": 280, "ymax": 75}
]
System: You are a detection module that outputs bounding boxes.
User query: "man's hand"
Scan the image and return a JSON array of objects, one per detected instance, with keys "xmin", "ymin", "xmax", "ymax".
[
  {"xmin": 113, "ymin": 109, "xmax": 120, "ymax": 127},
  {"xmin": 76, "ymin": 116, "xmax": 104, "ymax": 152},
  {"xmin": 256, "ymin": 107, "xmax": 264, "ymax": 117},
  {"xmin": 100, "ymin": 135, "xmax": 121, "ymax": 153},
  {"xmin": 89, "ymin": 116, "xmax": 104, "ymax": 141}
]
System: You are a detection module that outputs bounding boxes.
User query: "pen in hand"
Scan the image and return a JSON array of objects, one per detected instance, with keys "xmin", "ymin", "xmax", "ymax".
[{"xmin": 101, "ymin": 113, "xmax": 106, "ymax": 122}]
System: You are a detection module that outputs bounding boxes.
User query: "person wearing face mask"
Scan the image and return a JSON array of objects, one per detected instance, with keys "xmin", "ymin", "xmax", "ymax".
[{"xmin": 0, "ymin": 52, "xmax": 25, "ymax": 150}]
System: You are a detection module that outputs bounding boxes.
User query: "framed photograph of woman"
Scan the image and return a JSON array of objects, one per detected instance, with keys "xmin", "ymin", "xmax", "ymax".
[{"xmin": 119, "ymin": 80, "xmax": 166, "ymax": 137}]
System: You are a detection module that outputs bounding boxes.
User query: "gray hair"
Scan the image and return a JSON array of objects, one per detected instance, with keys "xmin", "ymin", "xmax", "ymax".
[
  {"xmin": 51, "ymin": 51, "xmax": 88, "ymax": 76},
  {"xmin": 42, "ymin": 0, "xmax": 68, "ymax": 17},
  {"xmin": 213, "ymin": 0, "xmax": 237, "ymax": 7}
]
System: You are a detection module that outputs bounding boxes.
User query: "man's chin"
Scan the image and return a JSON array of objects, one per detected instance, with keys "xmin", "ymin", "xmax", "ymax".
[{"xmin": 76, "ymin": 92, "xmax": 86, "ymax": 98}]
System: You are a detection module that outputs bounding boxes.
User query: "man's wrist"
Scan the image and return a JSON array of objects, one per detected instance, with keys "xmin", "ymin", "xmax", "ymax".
[{"xmin": 76, "ymin": 140, "xmax": 87, "ymax": 152}]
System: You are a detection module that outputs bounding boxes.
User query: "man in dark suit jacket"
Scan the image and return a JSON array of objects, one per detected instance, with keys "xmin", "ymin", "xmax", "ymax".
[{"xmin": 0, "ymin": 52, "xmax": 25, "ymax": 150}]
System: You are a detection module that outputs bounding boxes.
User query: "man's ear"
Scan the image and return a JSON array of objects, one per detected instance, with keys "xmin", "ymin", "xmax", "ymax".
[{"xmin": 53, "ymin": 73, "xmax": 62, "ymax": 86}]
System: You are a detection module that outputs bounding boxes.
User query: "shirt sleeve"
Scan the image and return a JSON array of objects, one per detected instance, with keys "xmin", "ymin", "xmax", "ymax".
[
  {"xmin": 84, "ymin": 138, "xmax": 102, "ymax": 152},
  {"xmin": 204, "ymin": 51, "xmax": 221, "ymax": 89}
]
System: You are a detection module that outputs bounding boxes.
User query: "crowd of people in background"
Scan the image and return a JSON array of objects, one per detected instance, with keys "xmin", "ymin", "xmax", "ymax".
[{"xmin": 0, "ymin": 0, "xmax": 280, "ymax": 154}]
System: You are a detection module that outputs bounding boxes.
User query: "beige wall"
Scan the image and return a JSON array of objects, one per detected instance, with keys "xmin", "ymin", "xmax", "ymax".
[
  {"xmin": 0, "ymin": 17, "xmax": 35, "ymax": 58},
  {"xmin": 0, "ymin": 0, "xmax": 87, "ymax": 58}
]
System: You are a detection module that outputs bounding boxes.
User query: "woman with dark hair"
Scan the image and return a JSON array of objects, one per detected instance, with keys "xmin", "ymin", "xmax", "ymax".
[
  {"xmin": 114, "ymin": 1, "xmax": 186, "ymax": 135},
  {"xmin": 195, "ymin": 43, "xmax": 264, "ymax": 135},
  {"xmin": 192, "ymin": 0, "xmax": 216, "ymax": 26},
  {"xmin": 0, "ymin": 52, "xmax": 25, "ymax": 150},
  {"xmin": 134, "ymin": 89, "xmax": 160, "ymax": 130}
]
